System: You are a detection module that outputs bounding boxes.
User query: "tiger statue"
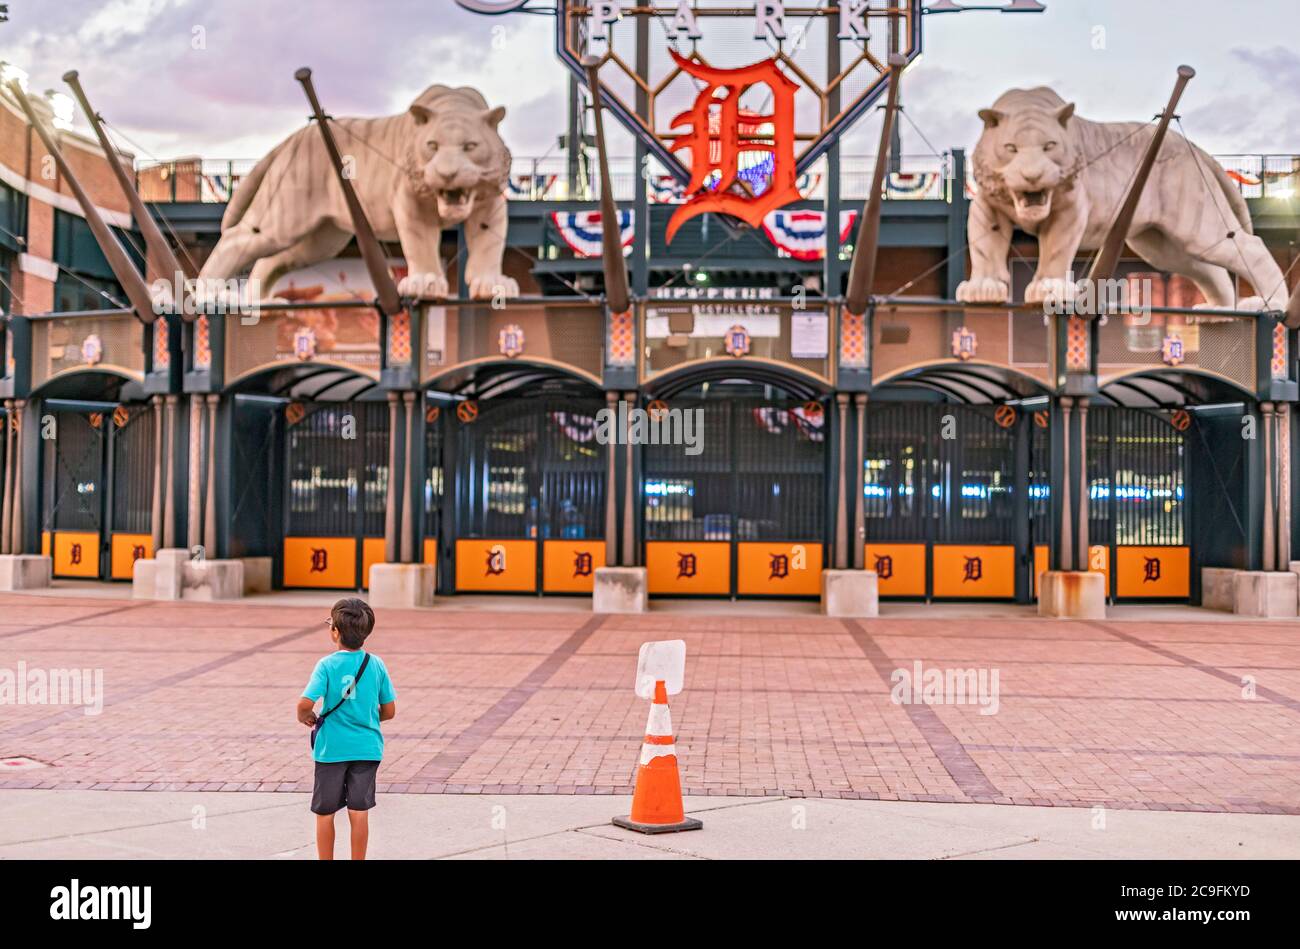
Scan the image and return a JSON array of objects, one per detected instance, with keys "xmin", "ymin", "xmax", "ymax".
[
  {"xmin": 956, "ymin": 86, "xmax": 1290, "ymax": 321},
  {"xmin": 197, "ymin": 85, "xmax": 516, "ymax": 301}
]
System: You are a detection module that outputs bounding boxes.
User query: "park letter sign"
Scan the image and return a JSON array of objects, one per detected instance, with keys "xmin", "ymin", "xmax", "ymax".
[{"xmin": 457, "ymin": 1, "xmax": 1043, "ymax": 240}]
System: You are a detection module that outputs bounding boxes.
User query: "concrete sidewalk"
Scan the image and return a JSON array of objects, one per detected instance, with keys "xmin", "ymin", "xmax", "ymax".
[{"xmin": 1, "ymin": 790, "xmax": 1295, "ymax": 860}]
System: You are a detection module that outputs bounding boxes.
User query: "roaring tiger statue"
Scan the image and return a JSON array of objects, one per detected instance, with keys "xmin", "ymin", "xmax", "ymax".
[
  {"xmin": 956, "ymin": 86, "xmax": 1289, "ymax": 318},
  {"xmin": 197, "ymin": 85, "xmax": 517, "ymax": 301}
]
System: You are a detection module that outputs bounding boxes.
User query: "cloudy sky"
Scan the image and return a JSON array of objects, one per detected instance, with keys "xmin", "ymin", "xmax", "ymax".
[{"xmin": 2, "ymin": 0, "xmax": 1297, "ymax": 165}]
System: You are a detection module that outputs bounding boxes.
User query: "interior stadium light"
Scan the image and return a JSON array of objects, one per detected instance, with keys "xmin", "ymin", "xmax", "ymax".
[{"xmin": 694, "ymin": 270, "xmax": 709, "ymax": 283}]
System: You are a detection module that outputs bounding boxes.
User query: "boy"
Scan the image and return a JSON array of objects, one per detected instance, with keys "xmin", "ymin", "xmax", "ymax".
[{"xmin": 296, "ymin": 597, "xmax": 396, "ymax": 860}]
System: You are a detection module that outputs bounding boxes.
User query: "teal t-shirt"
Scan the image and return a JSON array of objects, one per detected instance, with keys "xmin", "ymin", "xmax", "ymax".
[{"xmin": 303, "ymin": 650, "xmax": 396, "ymax": 763}]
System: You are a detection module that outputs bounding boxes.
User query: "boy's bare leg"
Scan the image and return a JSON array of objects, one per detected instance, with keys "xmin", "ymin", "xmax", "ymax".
[
  {"xmin": 316, "ymin": 813, "xmax": 336, "ymax": 860},
  {"xmin": 348, "ymin": 809, "xmax": 369, "ymax": 860}
]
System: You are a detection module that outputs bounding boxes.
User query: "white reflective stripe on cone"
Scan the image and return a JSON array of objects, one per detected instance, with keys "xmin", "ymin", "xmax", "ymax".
[
  {"xmin": 645, "ymin": 703, "xmax": 673, "ymax": 736},
  {"xmin": 640, "ymin": 742, "xmax": 677, "ymax": 766}
]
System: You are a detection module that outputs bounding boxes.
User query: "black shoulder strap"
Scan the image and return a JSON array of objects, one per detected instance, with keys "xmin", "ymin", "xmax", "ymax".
[{"xmin": 318, "ymin": 653, "xmax": 371, "ymax": 723}]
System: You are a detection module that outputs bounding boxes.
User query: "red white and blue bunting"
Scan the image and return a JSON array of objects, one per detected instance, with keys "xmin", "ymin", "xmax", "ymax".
[
  {"xmin": 650, "ymin": 176, "xmax": 684, "ymax": 204},
  {"xmin": 887, "ymin": 171, "xmax": 941, "ymax": 198},
  {"xmin": 650, "ymin": 171, "xmax": 822, "ymax": 205},
  {"xmin": 507, "ymin": 174, "xmax": 559, "ymax": 200},
  {"xmin": 797, "ymin": 172, "xmax": 822, "ymax": 198},
  {"xmin": 760, "ymin": 209, "xmax": 859, "ymax": 261},
  {"xmin": 550, "ymin": 411, "xmax": 600, "ymax": 444},
  {"xmin": 550, "ymin": 210, "xmax": 635, "ymax": 258},
  {"xmin": 751, "ymin": 405, "xmax": 826, "ymax": 442}
]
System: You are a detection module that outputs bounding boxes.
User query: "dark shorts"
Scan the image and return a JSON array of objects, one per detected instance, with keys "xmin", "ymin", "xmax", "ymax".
[{"xmin": 311, "ymin": 760, "xmax": 379, "ymax": 815}]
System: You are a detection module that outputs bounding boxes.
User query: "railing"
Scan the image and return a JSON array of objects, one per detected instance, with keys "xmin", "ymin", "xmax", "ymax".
[
  {"xmin": 135, "ymin": 153, "xmax": 954, "ymax": 204},
  {"xmin": 138, "ymin": 152, "xmax": 1300, "ymax": 204},
  {"xmin": 962, "ymin": 154, "xmax": 1300, "ymax": 201},
  {"xmin": 1213, "ymin": 155, "xmax": 1299, "ymax": 199},
  {"xmin": 136, "ymin": 159, "xmax": 257, "ymax": 203}
]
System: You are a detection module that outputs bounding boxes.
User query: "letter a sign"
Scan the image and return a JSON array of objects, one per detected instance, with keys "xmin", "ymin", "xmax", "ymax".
[{"xmin": 665, "ymin": 50, "xmax": 802, "ymax": 243}]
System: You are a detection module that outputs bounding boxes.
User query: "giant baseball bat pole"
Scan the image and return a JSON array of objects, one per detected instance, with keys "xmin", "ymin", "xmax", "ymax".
[
  {"xmin": 582, "ymin": 56, "xmax": 631, "ymax": 317},
  {"xmin": 843, "ymin": 53, "xmax": 907, "ymax": 318},
  {"xmin": 8, "ymin": 80, "xmax": 158, "ymax": 324},
  {"xmin": 63, "ymin": 70, "xmax": 189, "ymax": 314},
  {"xmin": 1085, "ymin": 66, "xmax": 1196, "ymax": 312},
  {"xmin": 294, "ymin": 67, "xmax": 403, "ymax": 316}
]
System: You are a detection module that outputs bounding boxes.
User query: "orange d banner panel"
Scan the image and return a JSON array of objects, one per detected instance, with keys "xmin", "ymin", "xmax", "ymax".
[
  {"xmin": 932, "ymin": 545, "xmax": 1015, "ymax": 599},
  {"xmin": 455, "ymin": 539, "xmax": 537, "ymax": 592},
  {"xmin": 423, "ymin": 538, "xmax": 438, "ymax": 570},
  {"xmin": 360, "ymin": 537, "xmax": 386, "ymax": 590},
  {"xmin": 1116, "ymin": 546, "xmax": 1189, "ymax": 598},
  {"xmin": 543, "ymin": 539, "xmax": 605, "ymax": 593},
  {"xmin": 646, "ymin": 541, "xmax": 730, "ymax": 595},
  {"xmin": 1033, "ymin": 544, "xmax": 1048, "ymax": 597},
  {"xmin": 736, "ymin": 542, "xmax": 822, "ymax": 596},
  {"xmin": 865, "ymin": 543, "xmax": 926, "ymax": 597},
  {"xmin": 53, "ymin": 531, "xmax": 100, "ymax": 578},
  {"xmin": 110, "ymin": 533, "xmax": 153, "ymax": 580},
  {"xmin": 283, "ymin": 537, "xmax": 357, "ymax": 589}
]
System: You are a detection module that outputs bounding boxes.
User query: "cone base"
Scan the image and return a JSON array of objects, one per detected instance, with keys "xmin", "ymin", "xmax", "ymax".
[{"xmin": 612, "ymin": 815, "xmax": 703, "ymax": 835}]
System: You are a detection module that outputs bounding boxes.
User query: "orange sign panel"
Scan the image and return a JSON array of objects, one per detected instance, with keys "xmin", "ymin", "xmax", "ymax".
[
  {"xmin": 1034, "ymin": 544, "xmax": 1047, "ymax": 598},
  {"xmin": 865, "ymin": 543, "xmax": 927, "ymax": 597},
  {"xmin": 53, "ymin": 531, "xmax": 100, "ymax": 578},
  {"xmin": 543, "ymin": 539, "xmax": 605, "ymax": 593},
  {"xmin": 1116, "ymin": 546, "xmax": 1189, "ymax": 598},
  {"xmin": 360, "ymin": 537, "xmax": 386, "ymax": 590},
  {"xmin": 646, "ymin": 541, "xmax": 730, "ymax": 595},
  {"xmin": 455, "ymin": 539, "xmax": 537, "ymax": 592},
  {"xmin": 41, "ymin": 531, "xmax": 51, "ymax": 558},
  {"xmin": 423, "ymin": 538, "xmax": 438, "ymax": 570},
  {"xmin": 110, "ymin": 533, "xmax": 153, "ymax": 580},
  {"xmin": 284, "ymin": 537, "xmax": 356, "ymax": 589},
  {"xmin": 932, "ymin": 545, "xmax": 1015, "ymax": 599},
  {"xmin": 737, "ymin": 542, "xmax": 822, "ymax": 596}
]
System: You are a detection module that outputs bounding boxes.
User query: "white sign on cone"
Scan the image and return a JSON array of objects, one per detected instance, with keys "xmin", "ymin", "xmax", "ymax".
[{"xmin": 634, "ymin": 639, "xmax": 686, "ymax": 699}]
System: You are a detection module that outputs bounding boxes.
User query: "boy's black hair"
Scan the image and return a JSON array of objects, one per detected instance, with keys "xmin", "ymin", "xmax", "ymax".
[{"xmin": 331, "ymin": 598, "xmax": 375, "ymax": 650}]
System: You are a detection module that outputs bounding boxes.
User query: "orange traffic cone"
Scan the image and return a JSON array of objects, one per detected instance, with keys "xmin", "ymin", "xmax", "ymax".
[{"xmin": 612, "ymin": 680, "xmax": 703, "ymax": 834}]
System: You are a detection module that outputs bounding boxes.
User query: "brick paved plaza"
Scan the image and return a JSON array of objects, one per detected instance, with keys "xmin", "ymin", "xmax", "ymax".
[{"xmin": 0, "ymin": 594, "xmax": 1298, "ymax": 815}]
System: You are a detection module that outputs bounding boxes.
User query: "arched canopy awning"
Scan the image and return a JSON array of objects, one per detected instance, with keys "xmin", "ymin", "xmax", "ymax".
[
  {"xmin": 427, "ymin": 359, "xmax": 603, "ymax": 400},
  {"xmin": 871, "ymin": 361, "xmax": 1052, "ymax": 404},
  {"xmin": 225, "ymin": 362, "xmax": 381, "ymax": 401},
  {"xmin": 645, "ymin": 359, "xmax": 829, "ymax": 401},
  {"xmin": 1096, "ymin": 368, "xmax": 1255, "ymax": 408},
  {"xmin": 33, "ymin": 368, "xmax": 146, "ymax": 403}
]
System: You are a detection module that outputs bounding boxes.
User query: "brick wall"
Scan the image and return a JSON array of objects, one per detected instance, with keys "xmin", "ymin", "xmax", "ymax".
[{"xmin": 0, "ymin": 90, "xmax": 135, "ymax": 314}]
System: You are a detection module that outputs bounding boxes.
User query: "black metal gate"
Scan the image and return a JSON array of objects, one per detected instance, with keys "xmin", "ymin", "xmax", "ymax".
[
  {"xmin": 1186, "ymin": 405, "xmax": 1252, "ymax": 592},
  {"xmin": 1087, "ymin": 406, "xmax": 1191, "ymax": 600},
  {"xmin": 282, "ymin": 400, "xmax": 388, "ymax": 589},
  {"xmin": 106, "ymin": 404, "xmax": 155, "ymax": 579},
  {"xmin": 424, "ymin": 402, "xmax": 444, "ymax": 571},
  {"xmin": 41, "ymin": 408, "xmax": 107, "ymax": 578},
  {"xmin": 642, "ymin": 385, "xmax": 827, "ymax": 597},
  {"xmin": 230, "ymin": 395, "xmax": 281, "ymax": 563},
  {"xmin": 444, "ymin": 391, "xmax": 606, "ymax": 593},
  {"xmin": 864, "ymin": 402, "xmax": 1023, "ymax": 599}
]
